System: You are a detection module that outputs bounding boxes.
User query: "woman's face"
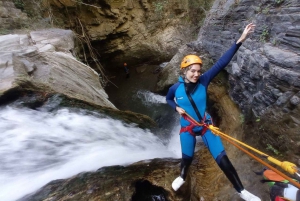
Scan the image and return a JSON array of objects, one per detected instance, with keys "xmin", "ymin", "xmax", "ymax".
[{"xmin": 184, "ymin": 64, "xmax": 201, "ymax": 83}]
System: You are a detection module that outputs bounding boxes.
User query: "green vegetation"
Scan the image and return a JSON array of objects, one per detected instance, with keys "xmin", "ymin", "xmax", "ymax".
[
  {"xmin": 13, "ymin": 0, "xmax": 45, "ymax": 19},
  {"xmin": 0, "ymin": 28, "xmax": 10, "ymax": 35},
  {"xmin": 13, "ymin": 0, "xmax": 41, "ymax": 18},
  {"xmin": 13, "ymin": 0, "xmax": 24, "ymax": 10},
  {"xmin": 188, "ymin": 0, "xmax": 211, "ymax": 25},
  {"xmin": 262, "ymin": 7, "xmax": 270, "ymax": 14},
  {"xmin": 274, "ymin": 0, "xmax": 284, "ymax": 5},
  {"xmin": 272, "ymin": 38, "xmax": 280, "ymax": 46},
  {"xmin": 255, "ymin": 6, "xmax": 262, "ymax": 13},
  {"xmin": 240, "ymin": 114, "xmax": 245, "ymax": 124},
  {"xmin": 266, "ymin": 143, "xmax": 282, "ymax": 156},
  {"xmin": 152, "ymin": 0, "xmax": 168, "ymax": 13},
  {"xmin": 260, "ymin": 26, "xmax": 269, "ymax": 43}
]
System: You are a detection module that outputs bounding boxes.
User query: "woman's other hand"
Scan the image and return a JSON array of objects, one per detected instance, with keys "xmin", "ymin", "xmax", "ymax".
[
  {"xmin": 176, "ymin": 106, "xmax": 185, "ymax": 115},
  {"xmin": 236, "ymin": 23, "xmax": 256, "ymax": 44}
]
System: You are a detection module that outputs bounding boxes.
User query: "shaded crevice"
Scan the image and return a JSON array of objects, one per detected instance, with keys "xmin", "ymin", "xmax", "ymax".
[
  {"xmin": 131, "ymin": 180, "xmax": 169, "ymax": 201},
  {"xmin": 0, "ymin": 89, "xmax": 21, "ymax": 106},
  {"xmin": 0, "ymin": 89, "xmax": 52, "ymax": 109},
  {"xmin": 207, "ymin": 98, "xmax": 221, "ymax": 127}
]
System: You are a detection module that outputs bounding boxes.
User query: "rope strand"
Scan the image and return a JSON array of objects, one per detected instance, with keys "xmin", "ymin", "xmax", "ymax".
[{"xmin": 182, "ymin": 112, "xmax": 300, "ymax": 189}]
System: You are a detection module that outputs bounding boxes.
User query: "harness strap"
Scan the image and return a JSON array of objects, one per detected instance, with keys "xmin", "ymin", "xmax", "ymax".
[
  {"xmin": 180, "ymin": 126, "xmax": 196, "ymax": 137},
  {"xmin": 200, "ymin": 126, "xmax": 209, "ymax": 136},
  {"xmin": 179, "ymin": 113, "xmax": 211, "ymax": 137}
]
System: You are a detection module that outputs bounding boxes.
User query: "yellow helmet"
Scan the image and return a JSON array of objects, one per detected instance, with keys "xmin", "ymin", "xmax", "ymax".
[{"xmin": 180, "ymin": 55, "xmax": 202, "ymax": 69}]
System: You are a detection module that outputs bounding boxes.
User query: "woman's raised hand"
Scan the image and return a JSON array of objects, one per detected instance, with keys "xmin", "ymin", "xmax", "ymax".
[{"xmin": 236, "ymin": 23, "xmax": 256, "ymax": 44}]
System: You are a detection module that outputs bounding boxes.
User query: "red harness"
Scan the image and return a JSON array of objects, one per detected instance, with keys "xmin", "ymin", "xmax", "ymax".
[{"xmin": 179, "ymin": 113, "xmax": 211, "ymax": 137}]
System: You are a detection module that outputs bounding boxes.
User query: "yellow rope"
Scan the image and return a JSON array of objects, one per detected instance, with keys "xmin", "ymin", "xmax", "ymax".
[
  {"xmin": 219, "ymin": 130, "xmax": 300, "ymax": 189},
  {"xmin": 183, "ymin": 112, "xmax": 299, "ymax": 181},
  {"xmin": 208, "ymin": 125, "xmax": 298, "ymax": 175}
]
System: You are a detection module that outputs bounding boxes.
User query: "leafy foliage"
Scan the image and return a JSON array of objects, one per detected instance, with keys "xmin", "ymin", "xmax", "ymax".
[
  {"xmin": 266, "ymin": 144, "xmax": 282, "ymax": 156},
  {"xmin": 274, "ymin": 0, "xmax": 284, "ymax": 5},
  {"xmin": 260, "ymin": 26, "xmax": 269, "ymax": 43},
  {"xmin": 13, "ymin": 0, "xmax": 24, "ymax": 10}
]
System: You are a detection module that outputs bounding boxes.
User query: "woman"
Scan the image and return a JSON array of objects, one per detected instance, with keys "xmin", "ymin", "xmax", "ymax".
[{"xmin": 166, "ymin": 23, "xmax": 261, "ymax": 201}]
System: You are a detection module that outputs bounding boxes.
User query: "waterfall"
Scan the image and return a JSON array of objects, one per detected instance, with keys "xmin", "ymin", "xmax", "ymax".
[
  {"xmin": 136, "ymin": 90, "xmax": 167, "ymax": 105},
  {"xmin": 0, "ymin": 91, "xmax": 182, "ymax": 201}
]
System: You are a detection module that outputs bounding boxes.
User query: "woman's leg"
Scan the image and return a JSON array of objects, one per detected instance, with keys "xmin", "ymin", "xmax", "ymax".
[
  {"xmin": 172, "ymin": 132, "xmax": 195, "ymax": 191},
  {"xmin": 217, "ymin": 153, "xmax": 244, "ymax": 192},
  {"xmin": 218, "ymin": 154, "xmax": 261, "ymax": 200},
  {"xmin": 179, "ymin": 132, "xmax": 196, "ymax": 179},
  {"xmin": 202, "ymin": 131, "xmax": 243, "ymax": 191},
  {"xmin": 202, "ymin": 130, "xmax": 261, "ymax": 200},
  {"xmin": 180, "ymin": 154, "xmax": 193, "ymax": 180}
]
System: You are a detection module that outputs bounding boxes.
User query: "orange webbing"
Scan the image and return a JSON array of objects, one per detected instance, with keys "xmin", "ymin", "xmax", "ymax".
[{"xmin": 220, "ymin": 135, "xmax": 300, "ymax": 189}]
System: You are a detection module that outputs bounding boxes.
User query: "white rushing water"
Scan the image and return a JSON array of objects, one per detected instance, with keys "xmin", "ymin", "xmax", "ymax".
[
  {"xmin": 0, "ymin": 105, "xmax": 181, "ymax": 201},
  {"xmin": 136, "ymin": 90, "xmax": 167, "ymax": 105}
]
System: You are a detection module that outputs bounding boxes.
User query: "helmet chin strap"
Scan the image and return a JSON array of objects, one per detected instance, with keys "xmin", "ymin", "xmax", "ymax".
[{"xmin": 183, "ymin": 75, "xmax": 190, "ymax": 83}]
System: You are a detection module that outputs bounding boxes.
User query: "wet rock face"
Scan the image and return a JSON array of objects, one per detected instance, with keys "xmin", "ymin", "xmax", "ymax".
[
  {"xmin": 157, "ymin": 0, "xmax": 300, "ymax": 159},
  {"xmin": 18, "ymin": 158, "xmax": 190, "ymax": 201},
  {"xmin": 197, "ymin": 0, "xmax": 300, "ymax": 158},
  {"xmin": 45, "ymin": 0, "xmax": 213, "ymax": 68},
  {"xmin": 0, "ymin": 0, "xmax": 28, "ymax": 32},
  {"xmin": 192, "ymin": 0, "xmax": 300, "ymax": 116}
]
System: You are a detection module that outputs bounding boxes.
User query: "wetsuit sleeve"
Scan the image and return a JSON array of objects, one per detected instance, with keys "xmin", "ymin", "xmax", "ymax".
[
  {"xmin": 201, "ymin": 42, "xmax": 242, "ymax": 86},
  {"xmin": 166, "ymin": 83, "xmax": 180, "ymax": 110}
]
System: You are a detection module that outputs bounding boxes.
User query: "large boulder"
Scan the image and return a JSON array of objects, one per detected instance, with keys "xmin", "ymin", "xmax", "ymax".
[
  {"xmin": 0, "ymin": 29, "xmax": 115, "ymax": 109},
  {"xmin": 18, "ymin": 158, "xmax": 189, "ymax": 201}
]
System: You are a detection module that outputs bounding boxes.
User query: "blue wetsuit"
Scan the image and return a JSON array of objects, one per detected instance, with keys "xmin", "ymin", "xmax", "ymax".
[
  {"xmin": 166, "ymin": 42, "xmax": 245, "ymax": 192},
  {"xmin": 166, "ymin": 42, "xmax": 242, "ymax": 161}
]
